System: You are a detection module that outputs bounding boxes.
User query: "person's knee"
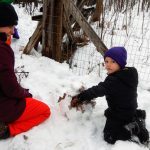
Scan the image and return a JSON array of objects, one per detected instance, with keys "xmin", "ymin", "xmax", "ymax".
[
  {"xmin": 104, "ymin": 132, "xmax": 116, "ymax": 144},
  {"xmin": 44, "ymin": 104, "xmax": 51, "ymax": 118}
]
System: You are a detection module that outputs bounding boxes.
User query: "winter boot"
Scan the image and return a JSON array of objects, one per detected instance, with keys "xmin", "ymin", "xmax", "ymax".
[
  {"xmin": 124, "ymin": 121, "xmax": 140, "ymax": 136},
  {"xmin": 125, "ymin": 110, "xmax": 149, "ymax": 144},
  {"xmin": 0, "ymin": 122, "xmax": 10, "ymax": 139},
  {"xmin": 135, "ymin": 109, "xmax": 149, "ymax": 144},
  {"xmin": 136, "ymin": 127, "xmax": 149, "ymax": 145},
  {"xmin": 13, "ymin": 27, "xmax": 20, "ymax": 39}
]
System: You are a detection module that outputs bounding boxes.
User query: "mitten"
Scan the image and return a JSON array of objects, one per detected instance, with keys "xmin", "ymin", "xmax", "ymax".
[{"xmin": 70, "ymin": 96, "xmax": 82, "ymax": 108}]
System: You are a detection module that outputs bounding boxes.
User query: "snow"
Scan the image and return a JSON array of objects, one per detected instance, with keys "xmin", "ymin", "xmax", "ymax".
[{"xmin": 0, "ymin": 4, "xmax": 150, "ymax": 150}]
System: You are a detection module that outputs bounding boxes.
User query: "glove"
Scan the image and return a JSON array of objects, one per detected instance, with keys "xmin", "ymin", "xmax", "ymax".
[
  {"xmin": 70, "ymin": 95, "xmax": 96, "ymax": 113},
  {"xmin": 70, "ymin": 95, "xmax": 85, "ymax": 112},
  {"xmin": 70, "ymin": 96, "xmax": 82, "ymax": 108}
]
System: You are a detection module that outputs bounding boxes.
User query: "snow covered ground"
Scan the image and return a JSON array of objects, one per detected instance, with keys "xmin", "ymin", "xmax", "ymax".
[{"xmin": 0, "ymin": 4, "xmax": 150, "ymax": 150}]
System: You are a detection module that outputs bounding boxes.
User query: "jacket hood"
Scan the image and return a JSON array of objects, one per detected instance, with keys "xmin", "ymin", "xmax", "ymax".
[{"xmin": 111, "ymin": 67, "xmax": 138, "ymax": 88}]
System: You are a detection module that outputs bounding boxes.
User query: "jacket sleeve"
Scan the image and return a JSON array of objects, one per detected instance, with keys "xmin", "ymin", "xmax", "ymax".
[
  {"xmin": 77, "ymin": 76, "xmax": 117, "ymax": 102},
  {"xmin": 0, "ymin": 46, "xmax": 32, "ymax": 99}
]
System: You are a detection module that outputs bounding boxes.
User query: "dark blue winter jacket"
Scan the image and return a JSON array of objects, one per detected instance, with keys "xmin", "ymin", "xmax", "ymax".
[{"xmin": 78, "ymin": 67, "xmax": 138, "ymax": 121}]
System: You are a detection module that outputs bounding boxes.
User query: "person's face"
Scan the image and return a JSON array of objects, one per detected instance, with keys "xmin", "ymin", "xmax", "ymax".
[
  {"xmin": 0, "ymin": 26, "xmax": 15, "ymax": 37},
  {"xmin": 104, "ymin": 57, "xmax": 121, "ymax": 74}
]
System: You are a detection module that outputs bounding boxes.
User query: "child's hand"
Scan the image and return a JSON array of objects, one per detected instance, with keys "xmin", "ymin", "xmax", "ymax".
[
  {"xmin": 70, "ymin": 96, "xmax": 85, "ymax": 112},
  {"xmin": 70, "ymin": 96, "xmax": 96, "ymax": 113},
  {"xmin": 70, "ymin": 96, "xmax": 82, "ymax": 108}
]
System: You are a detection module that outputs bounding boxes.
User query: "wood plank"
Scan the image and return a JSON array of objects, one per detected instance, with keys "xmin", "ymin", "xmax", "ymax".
[
  {"xmin": 23, "ymin": 21, "xmax": 42, "ymax": 54},
  {"xmin": 63, "ymin": 0, "xmax": 107, "ymax": 56}
]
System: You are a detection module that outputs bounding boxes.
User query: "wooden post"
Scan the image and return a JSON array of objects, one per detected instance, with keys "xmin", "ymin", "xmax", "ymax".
[
  {"xmin": 52, "ymin": 0, "xmax": 63, "ymax": 61},
  {"xmin": 42, "ymin": 0, "xmax": 51, "ymax": 57},
  {"xmin": 42, "ymin": 0, "xmax": 63, "ymax": 62}
]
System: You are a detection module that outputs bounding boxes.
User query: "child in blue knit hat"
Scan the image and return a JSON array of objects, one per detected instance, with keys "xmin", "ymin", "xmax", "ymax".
[{"xmin": 70, "ymin": 47, "xmax": 149, "ymax": 145}]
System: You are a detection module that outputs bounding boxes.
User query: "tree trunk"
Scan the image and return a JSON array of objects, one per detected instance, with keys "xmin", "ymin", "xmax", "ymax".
[{"xmin": 42, "ymin": 0, "xmax": 51, "ymax": 57}]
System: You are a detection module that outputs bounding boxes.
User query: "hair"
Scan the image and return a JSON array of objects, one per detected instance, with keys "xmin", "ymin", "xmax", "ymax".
[{"xmin": 0, "ymin": 2, "xmax": 18, "ymax": 27}]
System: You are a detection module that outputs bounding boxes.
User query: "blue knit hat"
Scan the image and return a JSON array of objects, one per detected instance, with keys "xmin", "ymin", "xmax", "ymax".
[{"xmin": 104, "ymin": 47, "xmax": 127, "ymax": 69}]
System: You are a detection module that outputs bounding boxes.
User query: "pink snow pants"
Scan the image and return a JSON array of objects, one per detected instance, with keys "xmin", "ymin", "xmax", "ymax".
[{"xmin": 8, "ymin": 98, "xmax": 51, "ymax": 136}]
